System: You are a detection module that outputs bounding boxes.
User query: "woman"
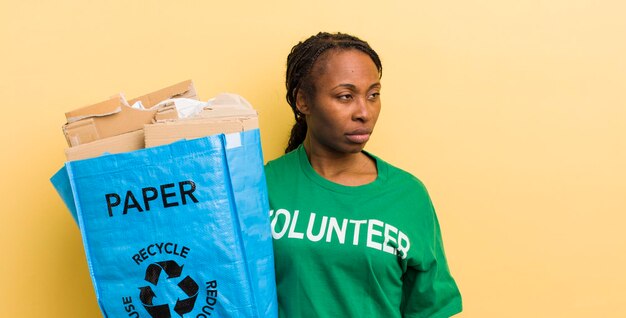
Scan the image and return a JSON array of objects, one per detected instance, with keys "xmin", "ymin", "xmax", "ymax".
[{"xmin": 264, "ymin": 32, "xmax": 462, "ymax": 317}]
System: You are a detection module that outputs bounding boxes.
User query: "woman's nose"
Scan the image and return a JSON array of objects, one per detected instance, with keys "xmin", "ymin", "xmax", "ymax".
[{"xmin": 352, "ymin": 97, "xmax": 370, "ymax": 122}]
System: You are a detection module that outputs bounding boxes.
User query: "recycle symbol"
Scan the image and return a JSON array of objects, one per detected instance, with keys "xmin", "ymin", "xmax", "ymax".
[{"xmin": 138, "ymin": 260, "xmax": 199, "ymax": 318}]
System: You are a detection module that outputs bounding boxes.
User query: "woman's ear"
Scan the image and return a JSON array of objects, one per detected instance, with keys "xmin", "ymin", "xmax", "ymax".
[{"xmin": 295, "ymin": 90, "xmax": 311, "ymax": 115}]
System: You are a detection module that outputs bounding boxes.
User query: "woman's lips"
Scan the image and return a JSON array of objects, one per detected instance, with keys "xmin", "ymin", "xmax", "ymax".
[{"xmin": 345, "ymin": 130, "xmax": 371, "ymax": 144}]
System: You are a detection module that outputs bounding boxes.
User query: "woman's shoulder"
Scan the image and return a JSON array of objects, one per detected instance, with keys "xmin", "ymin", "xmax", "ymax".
[
  {"xmin": 371, "ymin": 153, "xmax": 430, "ymax": 193},
  {"xmin": 264, "ymin": 148, "xmax": 301, "ymax": 175},
  {"xmin": 371, "ymin": 154, "xmax": 438, "ymax": 225}
]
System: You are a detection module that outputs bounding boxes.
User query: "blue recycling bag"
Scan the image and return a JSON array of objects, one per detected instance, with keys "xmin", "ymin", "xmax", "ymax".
[{"xmin": 51, "ymin": 129, "xmax": 277, "ymax": 318}]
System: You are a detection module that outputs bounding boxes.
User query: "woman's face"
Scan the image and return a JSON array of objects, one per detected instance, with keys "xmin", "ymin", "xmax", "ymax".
[{"xmin": 298, "ymin": 49, "xmax": 381, "ymax": 155}]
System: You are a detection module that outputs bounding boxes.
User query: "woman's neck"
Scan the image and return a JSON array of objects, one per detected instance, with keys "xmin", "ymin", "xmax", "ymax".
[{"xmin": 302, "ymin": 139, "xmax": 378, "ymax": 186}]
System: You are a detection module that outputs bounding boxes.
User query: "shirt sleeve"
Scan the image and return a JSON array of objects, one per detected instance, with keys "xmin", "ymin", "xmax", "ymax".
[{"xmin": 401, "ymin": 206, "xmax": 463, "ymax": 318}]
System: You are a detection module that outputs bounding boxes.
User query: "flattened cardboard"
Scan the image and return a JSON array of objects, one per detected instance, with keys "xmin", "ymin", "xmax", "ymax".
[
  {"xmin": 65, "ymin": 94, "xmax": 126, "ymax": 122},
  {"xmin": 65, "ymin": 130, "xmax": 145, "ymax": 161},
  {"xmin": 153, "ymin": 103, "xmax": 180, "ymax": 121},
  {"xmin": 195, "ymin": 106, "xmax": 257, "ymax": 119},
  {"xmin": 128, "ymin": 80, "xmax": 197, "ymax": 108},
  {"xmin": 62, "ymin": 80, "xmax": 197, "ymax": 147},
  {"xmin": 63, "ymin": 118, "xmax": 100, "ymax": 146},
  {"xmin": 63, "ymin": 104, "xmax": 157, "ymax": 146},
  {"xmin": 144, "ymin": 116, "xmax": 259, "ymax": 148},
  {"xmin": 151, "ymin": 92, "xmax": 256, "ymax": 122}
]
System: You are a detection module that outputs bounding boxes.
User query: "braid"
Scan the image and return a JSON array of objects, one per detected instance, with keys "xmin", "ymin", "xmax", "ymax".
[{"xmin": 284, "ymin": 32, "xmax": 382, "ymax": 153}]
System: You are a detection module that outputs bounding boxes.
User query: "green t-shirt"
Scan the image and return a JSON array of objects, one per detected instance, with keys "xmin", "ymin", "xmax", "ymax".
[{"xmin": 264, "ymin": 146, "xmax": 462, "ymax": 318}]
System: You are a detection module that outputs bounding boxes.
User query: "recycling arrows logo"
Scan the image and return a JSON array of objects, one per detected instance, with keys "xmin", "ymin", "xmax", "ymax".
[{"xmin": 138, "ymin": 260, "xmax": 199, "ymax": 318}]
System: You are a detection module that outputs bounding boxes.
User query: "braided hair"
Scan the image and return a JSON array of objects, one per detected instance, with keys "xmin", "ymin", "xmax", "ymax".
[{"xmin": 284, "ymin": 32, "xmax": 383, "ymax": 153}]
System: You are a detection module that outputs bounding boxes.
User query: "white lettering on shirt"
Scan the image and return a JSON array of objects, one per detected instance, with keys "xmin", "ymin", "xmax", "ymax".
[
  {"xmin": 306, "ymin": 212, "xmax": 327, "ymax": 242},
  {"xmin": 397, "ymin": 231, "xmax": 410, "ymax": 259},
  {"xmin": 367, "ymin": 219, "xmax": 384, "ymax": 250},
  {"xmin": 287, "ymin": 210, "xmax": 304, "ymax": 239},
  {"xmin": 350, "ymin": 220, "xmax": 367, "ymax": 245},
  {"xmin": 270, "ymin": 209, "xmax": 290, "ymax": 239},
  {"xmin": 326, "ymin": 217, "xmax": 348, "ymax": 244},
  {"xmin": 383, "ymin": 223, "xmax": 398, "ymax": 255},
  {"xmin": 271, "ymin": 208, "xmax": 410, "ymax": 259}
]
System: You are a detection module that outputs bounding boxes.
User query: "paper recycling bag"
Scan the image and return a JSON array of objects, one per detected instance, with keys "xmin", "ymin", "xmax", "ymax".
[{"xmin": 51, "ymin": 129, "xmax": 277, "ymax": 318}]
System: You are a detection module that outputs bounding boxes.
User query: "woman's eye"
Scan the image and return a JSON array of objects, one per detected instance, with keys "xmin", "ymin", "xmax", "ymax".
[
  {"xmin": 338, "ymin": 94, "xmax": 352, "ymax": 101},
  {"xmin": 368, "ymin": 92, "xmax": 380, "ymax": 100}
]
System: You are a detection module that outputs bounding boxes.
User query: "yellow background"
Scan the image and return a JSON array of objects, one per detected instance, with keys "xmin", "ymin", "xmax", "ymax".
[{"xmin": 1, "ymin": 0, "xmax": 624, "ymax": 317}]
